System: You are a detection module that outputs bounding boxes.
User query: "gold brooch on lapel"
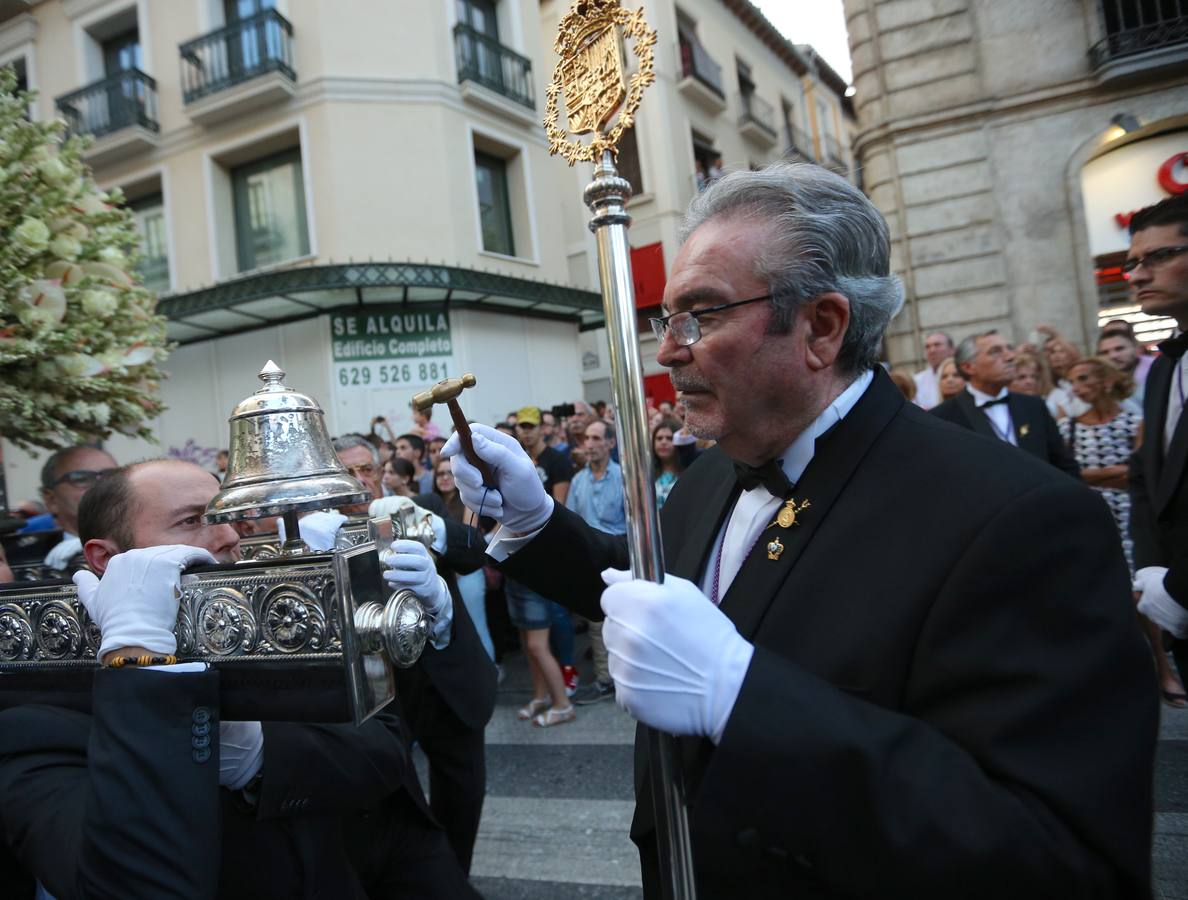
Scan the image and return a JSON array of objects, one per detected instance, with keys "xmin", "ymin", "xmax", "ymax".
[
  {"xmin": 1019, "ymin": 424, "xmax": 1030, "ymax": 437},
  {"xmin": 766, "ymin": 536, "xmax": 785, "ymax": 560},
  {"xmin": 768, "ymin": 498, "xmax": 811, "ymax": 530}
]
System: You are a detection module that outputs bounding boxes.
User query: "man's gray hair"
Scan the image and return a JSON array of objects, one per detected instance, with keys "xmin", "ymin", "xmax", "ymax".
[
  {"xmin": 680, "ymin": 162, "xmax": 904, "ymax": 373},
  {"xmin": 332, "ymin": 433, "xmax": 380, "ymax": 467},
  {"xmin": 927, "ymin": 331, "xmax": 955, "ymax": 348},
  {"xmin": 591, "ymin": 418, "xmax": 616, "ymax": 444},
  {"xmin": 953, "ymin": 329, "xmax": 998, "ymax": 379}
]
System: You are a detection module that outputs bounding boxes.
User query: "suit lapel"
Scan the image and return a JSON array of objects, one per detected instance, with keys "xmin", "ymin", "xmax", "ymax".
[
  {"xmin": 1145, "ymin": 356, "xmax": 1172, "ymax": 486},
  {"xmin": 669, "ymin": 452, "xmax": 738, "ymax": 584},
  {"xmin": 1156, "ymin": 390, "xmax": 1188, "ymax": 515},
  {"xmin": 718, "ymin": 370, "xmax": 903, "ymax": 640},
  {"xmin": 1009, "ymin": 394, "xmax": 1044, "ymax": 457},
  {"xmin": 956, "ymin": 391, "xmax": 997, "ymax": 440}
]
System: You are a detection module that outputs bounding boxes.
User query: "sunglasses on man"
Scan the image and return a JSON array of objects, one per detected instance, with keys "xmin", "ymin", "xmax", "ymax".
[{"xmin": 45, "ymin": 469, "xmax": 112, "ymax": 489}]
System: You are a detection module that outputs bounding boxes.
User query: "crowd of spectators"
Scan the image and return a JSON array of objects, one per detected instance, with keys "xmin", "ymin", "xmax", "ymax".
[{"xmin": 894, "ymin": 304, "xmax": 1185, "ymax": 708}]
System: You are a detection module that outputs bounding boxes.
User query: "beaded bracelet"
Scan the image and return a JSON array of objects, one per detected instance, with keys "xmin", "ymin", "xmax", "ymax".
[{"xmin": 107, "ymin": 654, "xmax": 178, "ymax": 668}]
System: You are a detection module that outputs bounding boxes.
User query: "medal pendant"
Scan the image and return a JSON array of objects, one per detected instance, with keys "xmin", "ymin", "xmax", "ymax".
[
  {"xmin": 766, "ymin": 537, "xmax": 785, "ymax": 560},
  {"xmin": 770, "ymin": 498, "xmax": 811, "ymax": 530}
]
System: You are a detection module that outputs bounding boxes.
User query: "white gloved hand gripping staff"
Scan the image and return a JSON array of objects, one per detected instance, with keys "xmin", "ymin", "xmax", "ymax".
[{"xmin": 440, "ymin": 424, "xmax": 553, "ymax": 533}]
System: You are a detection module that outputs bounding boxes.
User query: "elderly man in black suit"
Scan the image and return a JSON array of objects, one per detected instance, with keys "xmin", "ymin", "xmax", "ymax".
[
  {"xmin": 443, "ymin": 162, "xmax": 1156, "ymax": 898},
  {"xmin": 0, "ymin": 459, "xmax": 478, "ymax": 899},
  {"xmin": 1128, "ymin": 193, "xmax": 1188, "ymax": 690},
  {"xmin": 931, "ymin": 329, "xmax": 1080, "ymax": 477}
]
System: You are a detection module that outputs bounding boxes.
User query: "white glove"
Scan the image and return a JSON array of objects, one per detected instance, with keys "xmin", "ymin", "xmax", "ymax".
[
  {"xmin": 1135, "ymin": 566, "xmax": 1188, "ymax": 638},
  {"xmin": 369, "ymin": 497, "xmax": 447, "ymax": 552},
  {"xmin": 600, "ymin": 569, "xmax": 754, "ymax": 744},
  {"xmin": 45, "ymin": 535, "xmax": 83, "ymax": 572},
  {"xmin": 297, "ymin": 511, "xmax": 348, "ymax": 552},
  {"xmin": 440, "ymin": 424, "xmax": 553, "ymax": 532},
  {"xmin": 219, "ymin": 720, "xmax": 264, "ymax": 790},
  {"xmin": 382, "ymin": 539, "xmax": 453, "ymax": 648},
  {"xmin": 73, "ymin": 545, "xmax": 217, "ymax": 659}
]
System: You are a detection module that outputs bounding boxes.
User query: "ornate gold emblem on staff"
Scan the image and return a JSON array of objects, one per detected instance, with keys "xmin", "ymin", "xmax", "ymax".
[{"xmin": 545, "ymin": 3, "xmax": 694, "ymax": 897}]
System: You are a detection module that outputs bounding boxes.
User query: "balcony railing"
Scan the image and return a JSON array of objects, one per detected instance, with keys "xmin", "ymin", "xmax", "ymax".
[
  {"xmin": 783, "ymin": 124, "xmax": 813, "ymax": 159},
  {"xmin": 678, "ymin": 34, "xmax": 724, "ymax": 98},
  {"xmin": 739, "ymin": 92, "xmax": 776, "ymax": 137},
  {"xmin": 1089, "ymin": 15, "xmax": 1188, "ymax": 68},
  {"xmin": 454, "ymin": 23, "xmax": 534, "ymax": 110},
  {"xmin": 56, "ymin": 69, "xmax": 159, "ymax": 140},
  {"xmin": 180, "ymin": 10, "xmax": 295, "ymax": 105}
]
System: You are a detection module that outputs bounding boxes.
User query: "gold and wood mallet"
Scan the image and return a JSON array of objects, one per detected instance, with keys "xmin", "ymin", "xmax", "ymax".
[{"xmin": 411, "ymin": 374, "xmax": 496, "ymax": 487}]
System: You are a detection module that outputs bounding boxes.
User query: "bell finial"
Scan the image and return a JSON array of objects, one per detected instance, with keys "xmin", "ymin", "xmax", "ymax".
[{"xmin": 258, "ymin": 360, "xmax": 287, "ymax": 389}]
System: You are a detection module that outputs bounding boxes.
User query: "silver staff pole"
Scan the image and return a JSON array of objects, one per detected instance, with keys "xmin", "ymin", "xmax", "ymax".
[{"xmin": 585, "ymin": 150, "xmax": 697, "ymax": 900}]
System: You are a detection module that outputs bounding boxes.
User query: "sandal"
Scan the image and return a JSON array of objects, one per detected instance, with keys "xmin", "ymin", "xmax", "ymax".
[
  {"xmin": 532, "ymin": 704, "xmax": 576, "ymax": 728},
  {"xmin": 1161, "ymin": 689, "xmax": 1188, "ymax": 709},
  {"xmin": 516, "ymin": 697, "xmax": 551, "ymax": 721}
]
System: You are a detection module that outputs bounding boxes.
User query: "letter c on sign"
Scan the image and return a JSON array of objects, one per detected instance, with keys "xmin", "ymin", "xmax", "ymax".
[{"xmin": 1157, "ymin": 152, "xmax": 1188, "ymax": 195}]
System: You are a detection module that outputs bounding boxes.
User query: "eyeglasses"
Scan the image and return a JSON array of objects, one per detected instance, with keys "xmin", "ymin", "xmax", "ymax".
[
  {"xmin": 649, "ymin": 294, "xmax": 772, "ymax": 347},
  {"xmin": 343, "ymin": 463, "xmax": 376, "ymax": 479},
  {"xmin": 1122, "ymin": 245, "xmax": 1188, "ymax": 275},
  {"xmin": 45, "ymin": 469, "xmax": 112, "ymax": 489}
]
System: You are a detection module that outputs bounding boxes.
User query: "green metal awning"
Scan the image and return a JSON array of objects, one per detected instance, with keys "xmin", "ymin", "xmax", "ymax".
[{"xmin": 157, "ymin": 262, "xmax": 606, "ymax": 344}]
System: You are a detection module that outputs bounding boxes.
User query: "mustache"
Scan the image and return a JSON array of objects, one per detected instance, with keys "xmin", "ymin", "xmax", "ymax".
[{"xmin": 670, "ymin": 372, "xmax": 711, "ymax": 393}]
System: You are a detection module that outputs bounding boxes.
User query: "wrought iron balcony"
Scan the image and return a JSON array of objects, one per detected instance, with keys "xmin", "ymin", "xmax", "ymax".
[
  {"xmin": 783, "ymin": 124, "xmax": 814, "ymax": 160},
  {"xmin": 180, "ymin": 9, "xmax": 295, "ymax": 105},
  {"xmin": 678, "ymin": 34, "xmax": 724, "ymax": 99},
  {"xmin": 55, "ymin": 69, "xmax": 159, "ymax": 141},
  {"xmin": 454, "ymin": 23, "xmax": 534, "ymax": 111},
  {"xmin": 738, "ymin": 92, "xmax": 777, "ymax": 143},
  {"xmin": 1089, "ymin": 15, "xmax": 1188, "ymax": 69}
]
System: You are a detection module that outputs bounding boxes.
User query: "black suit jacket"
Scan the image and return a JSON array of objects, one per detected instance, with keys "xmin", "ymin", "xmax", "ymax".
[
  {"xmin": 1130, "ymin": 351, "xmax": 1188, "ymax": 616},
  {"xmin": 400, "ymin": 492, "xmax": 497, "ymax": 737},
  {"xmin": 0, "ymin": 667, "xmax": 427, "ymax": 900},
  {"xmin": 502, "ymin": 369, "xmax": 1155, "ymax": 899},
  {"xmin": 931, "ymin": 389, "xmax": 1081, "ymax": 477}
]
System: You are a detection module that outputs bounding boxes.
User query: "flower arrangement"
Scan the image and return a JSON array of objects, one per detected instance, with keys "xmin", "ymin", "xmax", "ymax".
[{"xmin": 0, "ymin": 66, "xmax": 168, "ymax": 451}]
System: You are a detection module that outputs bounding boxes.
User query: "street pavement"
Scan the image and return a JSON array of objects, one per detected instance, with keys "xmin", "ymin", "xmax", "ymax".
[{"xmin": 417, "ymin": 638, "xmax": 1188, "ymax": 898}]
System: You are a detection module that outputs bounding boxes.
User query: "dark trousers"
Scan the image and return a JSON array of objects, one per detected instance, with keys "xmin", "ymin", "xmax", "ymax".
[{"xmin": 419, "ymin": 727, "xmax": 487, "ymax": 874}]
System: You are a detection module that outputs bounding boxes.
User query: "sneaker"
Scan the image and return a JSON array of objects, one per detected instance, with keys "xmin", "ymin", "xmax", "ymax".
[
  {"xmin": 561, "ymin": 665, "xmax": 579, "ymax": 697},
  {"xmin": 572, "ymin": 680, "xmax": 615, "ymax": 706}
]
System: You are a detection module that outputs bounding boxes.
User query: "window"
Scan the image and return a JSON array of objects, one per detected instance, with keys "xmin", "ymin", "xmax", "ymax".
[
  {"xmin": 102, "ymin": 28, "xmax": 141, "ymax": 77},
  {"xmin": 130, "ymin": 193, "xmax": 169, "ymax": 294},
  {"xmin": 617, "ymin": 126, "xmax": 644, "ymax": 196},
  {"xmin": 231, "ymin": 148, "xmax": 310, "ymax": 272},
  {"xmin": 223, "ymin": 0, "xmax": 279, "ymax": 81},
  {"xmin": 737, "ymin": 59, "xmax": 755, "ymax": 113},
  {"xmin": 474, "ymin": 150, "xmax": 514, "ymax": 256}
]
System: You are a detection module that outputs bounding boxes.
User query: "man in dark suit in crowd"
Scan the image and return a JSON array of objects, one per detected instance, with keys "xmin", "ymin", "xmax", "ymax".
[
  {"xmin": 1128, "ymin": 193, "xmax": 1188, "ymax": 687},
  {"xmin": 0, "ymin": 459, "xmax": 478, "ymax": 899},
  {"xmin": 308, "ymin": 432, "xmax": 497, "ymax": 874},
  {"xmin": 931, "ymin": 329, "xmax": 1080, "ymax": 477},
  {"xmin": 444, "ymin": 163, "xmax": 1156, "ymax": 898}
]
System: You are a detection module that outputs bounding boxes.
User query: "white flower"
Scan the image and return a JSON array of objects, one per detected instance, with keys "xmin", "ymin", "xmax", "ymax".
[
  {"xmin": 81, "ymin": 289, "xmax": 119, "ymax": 318},
  {"xmin": 97, "ymin": 348, "xmax": 127, "ymax": 370},
  {"xmin": 121, "ymin": 344, "xmax": 156, "ymax": 366},
  {"xmin": 13, "ymin": 217, "xmax": 50, "ymax": 253},
  {"xmin": 57, "ymin": 353, "xmax": 105, "ymax": 377},
  {"xmin": 38, "ymin": 156, "xmax": 73, "ymax": 186},
  {"xmin": 16, "ymin": 279, "xmax": 67, "ymax": 325},
  {"xmin": 87, "ymin": 402, "xmax": 111, "ymax": 425},
  {"xmin": 97, "ymin": 245, "xmax": 126, "ymax": 267},
  {"xmin": 46, "ymin": 260, "xmax": 85, "ymax": 286},
  {"xmin": 50, "ymin": 234, "xmax": 81, "ymax": 260},
  {"xmin": 77, "ymin": 192, "xmax": 108, "ymax": 216}
]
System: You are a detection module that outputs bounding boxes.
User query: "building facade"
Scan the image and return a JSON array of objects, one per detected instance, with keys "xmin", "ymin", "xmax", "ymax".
[
  {"xmin": 1, "ymin": 0, "xmax": 852, "ymax": 501},
  {"xmin": 844, "ymin": 0, "xmax": 1187, "ymax": 370}
]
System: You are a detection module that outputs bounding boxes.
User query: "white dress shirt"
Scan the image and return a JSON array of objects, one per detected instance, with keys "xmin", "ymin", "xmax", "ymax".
[
  {"xmin": 965, "ymin": 384, "xmax": 1017, "ymax": 446},
  {"xmin": 913, "ymin": 366, "xmax": 939, "ymax": 410}
]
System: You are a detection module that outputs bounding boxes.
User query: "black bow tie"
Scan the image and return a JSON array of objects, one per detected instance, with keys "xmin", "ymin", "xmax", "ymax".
[
  {"xmin": 977, "ymin": 395, "xmax": 1010, "ymax": 408},
  {"xmin": 733, "ymin": 458, "xmax": 791, "ymax": 496},
  {"xmin": 1159, "ymin": 332, "xmax": 1188, "ymax": 360}
]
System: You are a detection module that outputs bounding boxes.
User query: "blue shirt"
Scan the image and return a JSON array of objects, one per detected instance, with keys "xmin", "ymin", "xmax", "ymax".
[{"xmin": 567, "ymin": 460, "xmax": 627, "ymax": 536}]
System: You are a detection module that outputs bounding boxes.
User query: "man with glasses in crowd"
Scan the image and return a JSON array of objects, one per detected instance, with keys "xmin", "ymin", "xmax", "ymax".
[
  {"xmin": 37, "ymin": 445, "xmax": 117, "ymax": 574},
  {"xmin": 1127, "ymin": 192, "xmax": 1188, "ymax": 706},
  {"xmin": 445, "ymin": 162, "xmax": 1156, "ymax": 897}
]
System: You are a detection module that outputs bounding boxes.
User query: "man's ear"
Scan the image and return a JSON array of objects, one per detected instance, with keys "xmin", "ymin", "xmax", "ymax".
[
  {"xmin": 83, "ymin": 538, "xmax": 120, "ymax": 577},
  {"xmin": 802, "ymin": 292, "xmax": 851, "ymax": 372}
]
